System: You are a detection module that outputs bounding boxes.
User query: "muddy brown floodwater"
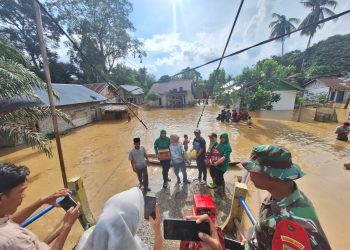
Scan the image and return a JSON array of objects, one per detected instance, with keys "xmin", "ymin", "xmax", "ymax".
[{"xmin": 1, "ymin": 105, "xmax": 350, "ymax": 249}]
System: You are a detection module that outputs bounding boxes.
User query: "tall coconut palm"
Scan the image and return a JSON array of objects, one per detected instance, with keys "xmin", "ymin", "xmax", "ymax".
[
  {"xmin": 299, "ymin": 0, "xmax": 338, "ymax": 49},
  {"xmin": 0, "ymin": 37, "xmax": 70, "ymax": 157},
  {"xmin": 269, "ymin": 13, "xmax": 299, "ymax": 56}
]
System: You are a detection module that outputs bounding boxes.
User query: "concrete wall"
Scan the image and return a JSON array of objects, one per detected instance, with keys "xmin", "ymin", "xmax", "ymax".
[
  {"xmin": 116, "ymin": 88, "xmax": 144, "ymax": 104},
  {"xmin": 304, "ymin": 81, "xmax": 329, "ymax": 100},
  {"xmin": 38, "ymin": 103, "xmax": 102, "ymax": 134},
  {"xmin": 150, "ymin": 92, "xmax": 194, "ymax": 107},
  {"xmin": 273, "ymin": 90, "xmax": 297, "ymax": 110}
]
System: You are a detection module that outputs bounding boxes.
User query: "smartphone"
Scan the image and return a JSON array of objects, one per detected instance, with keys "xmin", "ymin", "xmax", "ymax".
[
  {"xmin": 163, "ymin": 219, "xmax": 210, "ymax": 241},
  {"xmin": 144, "ymin": 196, "xmax": 156, "ymax": 220},
  {"xmin": 59, "ymin": 195, "xmax": 77, "ymax": 211}
]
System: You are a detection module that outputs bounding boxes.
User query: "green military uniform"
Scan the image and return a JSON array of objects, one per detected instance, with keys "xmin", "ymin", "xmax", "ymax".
[{"xmin": 243, "ymin": 145, "xmax": 331, "ymax": 250}]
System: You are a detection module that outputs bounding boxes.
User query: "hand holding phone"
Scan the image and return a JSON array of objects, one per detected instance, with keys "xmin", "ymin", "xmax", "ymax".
[
  {"xmin": 163, "ymin": 218, "xmax": 210, "ymax": 241},
  {"xmin": 144, "ymin": 196, "xmax": 156, "ymax": 220},
  {"xmin": 58, "ymin": 195, "xmax": 77, "ymax": 211},
  {"xmin": 186, "ymin": 215, "xmax": 224, "ymax": 250}
]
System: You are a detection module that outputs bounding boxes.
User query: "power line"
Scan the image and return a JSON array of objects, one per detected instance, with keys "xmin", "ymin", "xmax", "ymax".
[
  {"xmin": 174, "ymin": 9, "xmax": 350, "ymax": 77},
  {"xmin": 34, "ymin": 0, "xmax": 148, "ymax": 129},
  {"xmin": 196, "ymin": 0, "xmax": 245, "ymax": 128}
]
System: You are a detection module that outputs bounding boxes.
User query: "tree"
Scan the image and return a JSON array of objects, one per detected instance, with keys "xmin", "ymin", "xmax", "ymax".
[
  {"xmin": 245, "ymin": 86, "xmax": 281, "ymax": 111},
  {"xmin": 0, "ymin": 38, "xmax": 70, "ymax": 157},
  {"xmin": 269, "ymin": 13, "xmax": 299, "ymax": 56},
  {"xmin": 232, "ymin": 59, "xmax": 295, "ymax": 111},
  {"xmin": 47, "ymin": 0, "xmax": 145, "ymax": 82},
  {"xmin": 0, "ymin": 0, "xmax": 61, "ymax": 71},
  {"xmin": 273, "ymin": 34, "xmax": 350, "ymax": 79},
  {"xmin": 177, "ymin": 67, "xmax": 202, "ymax": 82},
  {"xmin": 48, "ymin": 58, "xmax": 81, "ymax": 84},
  {"xmin": 299, "ymin": 0, "xmax": 338, "ymax": 49},
  {"xmin": 145, "ymin": 91, "xmax": 159, "ymax": 102},
  {"xmin": 158, "ymin": 75, "xmax": 172, "ymax": 82}
]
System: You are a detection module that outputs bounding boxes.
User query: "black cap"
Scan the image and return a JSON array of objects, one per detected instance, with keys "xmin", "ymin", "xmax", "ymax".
[{"xmin": 133, "ymin": 138, "xmax": 140, "ymax": 143}]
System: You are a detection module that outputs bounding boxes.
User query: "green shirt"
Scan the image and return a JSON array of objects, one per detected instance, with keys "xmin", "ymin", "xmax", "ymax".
[
  {"xmin": 154, "ymin": 136, "xmax": 170, "ymax": 155},
  {"xmin": 247, "ymin": 183, "xmax": 331, "ymax": 250}
]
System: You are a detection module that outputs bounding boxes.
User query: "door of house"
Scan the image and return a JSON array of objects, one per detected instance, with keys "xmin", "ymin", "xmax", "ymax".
[
  {"xmin": 159, "ymin": 97, "xmax": 162, "ymax": 106},
  {"xmin": 336, "ymin": 91, "xmax": 345, "ymax": 103}
]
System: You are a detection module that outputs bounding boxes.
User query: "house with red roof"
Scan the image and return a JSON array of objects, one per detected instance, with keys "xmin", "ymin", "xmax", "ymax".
[{"xmin": 303, "ymin": 77, "xmax": 350, "ymax": 105}]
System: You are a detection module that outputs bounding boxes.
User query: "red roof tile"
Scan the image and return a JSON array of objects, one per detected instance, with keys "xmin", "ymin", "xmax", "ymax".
[{"xmin": 306, "ymin": 77, "xmax": 350, "ymax": 91}]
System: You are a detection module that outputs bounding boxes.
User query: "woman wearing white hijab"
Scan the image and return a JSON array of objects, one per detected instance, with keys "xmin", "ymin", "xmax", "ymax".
[{"xmin": 76, "ymin": 187, "xmax": 163, "ymax": 250}]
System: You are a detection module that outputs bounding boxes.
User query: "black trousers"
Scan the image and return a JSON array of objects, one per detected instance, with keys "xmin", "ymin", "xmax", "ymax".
[
  {"xmin": 210, "ymin": 166, "xmax": 225, "ymax": 185},
  {"xmin": 196, "ymin": 157, "xmax": 207, "ymax": 181},
  {"xmin": 136, "ymin": 166, "xmax": 149, "ymax": 188},
  {"xmin": 160, "ymin": 159, "xmax": 171, "ymax": 183}
]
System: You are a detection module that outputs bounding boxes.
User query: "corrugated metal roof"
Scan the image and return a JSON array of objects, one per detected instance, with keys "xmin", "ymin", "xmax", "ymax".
[
  {"xmin": 0, "ymin": 84, "xmax": 106, "ymax": 113},
  {"xmin": 304, "ymin": 77, "xmax": 350, "ymax": 91},
  {"xmin": 84, "ymin": 83, "xmax": 108, "ymax": 93},
  {"xmin": 35, "ymin": 84, "xmax": 106, "ymax": 106},
  {"xmin": 149, "ymin": 80, "xmax": 192, "ymax": 94},
  {"xmin": 119, "ymin": 85, "xmax": 144, "ymax": 95}
]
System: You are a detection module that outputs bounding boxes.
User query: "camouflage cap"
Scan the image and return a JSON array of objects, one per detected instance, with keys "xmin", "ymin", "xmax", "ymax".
[{"xmin": 242, "ymin": 145, "xmax": 305, "ymax": 180}]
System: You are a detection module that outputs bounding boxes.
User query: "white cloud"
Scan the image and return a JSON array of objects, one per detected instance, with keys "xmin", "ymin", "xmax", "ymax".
[{"xmin": 244, "ymin": 0, "xmax": 280, "ymax": 41}]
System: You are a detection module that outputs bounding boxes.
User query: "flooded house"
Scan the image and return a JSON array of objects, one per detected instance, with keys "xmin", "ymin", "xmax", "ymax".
[
  {"xmin": 222, "ymin": 79, "xmax": 303, "ymax": 110},
  {"xmin": 1, "ymin": 84, "xmax": 106, "ymax": 146},
  {"xmin": 84, "ymin": 83, "xmax": 119, "ymax": 102},
  {"xmin": 303, "ymin": 77, "xmax": 350, "ymax": 107},
  {"xmin": 148, "ymin": 80, "xmax": 195, "ymax": 108},
  {"xmin": 84, "ymin": 83, "xmax": 144, "ymax": 104},
  {"xmin": 100, "ymin": 102, "xmax": 139, "ymax": 120},
  {"xmin": 116, "ymin": 85, "xmax": 144, "ymax": 104},
  {"xmin": 272, "ymin": 79, "xmax": 304, "ymax": 110}
]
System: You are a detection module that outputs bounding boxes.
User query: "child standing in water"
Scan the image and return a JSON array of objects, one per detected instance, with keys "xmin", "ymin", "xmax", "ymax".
[
  {"xmin": 170, "ymin": 134, "xmax": 191, "ymax": 185},
  {"xmin": 183, "ymin": 134, "xmax": 190, "ymax": 151}
]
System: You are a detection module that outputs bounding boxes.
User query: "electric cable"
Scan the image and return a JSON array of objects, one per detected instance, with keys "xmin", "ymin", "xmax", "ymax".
[
  {"xmin": 34, "ymin": 0, "xmax": 148, "ymax": 129},
  {"xmin": 196, "ymin": 0, "xmax": 245, "ymax": 128},
  {"xmin": 174, "ymin": 9, "xmax": 350, "ymax": 77}
]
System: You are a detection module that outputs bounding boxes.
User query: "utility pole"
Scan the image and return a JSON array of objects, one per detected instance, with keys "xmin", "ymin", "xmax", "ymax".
[{"xmin": 33, "ymin": 0, "xmax": 68, "ymax": 187}]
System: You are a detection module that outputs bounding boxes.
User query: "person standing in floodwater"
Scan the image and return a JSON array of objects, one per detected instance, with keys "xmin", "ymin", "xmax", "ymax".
[
  {"xmin": 154, "ymin": 129, "xmax": 171, "ymax": 189},
  {"xmin": 192, "ymin": 129, "xmax": 206, "ymax": 184},
  {"xmin": 129, "ymin": 138, "xmax": 150, "ymax": 192},
  {"xmin": 335, "ymin": 122, "xmax": 350, "ymax": 141},
  {"xmin": 127, "ymin": 113, "xmax": 131, "ymax": 122}
]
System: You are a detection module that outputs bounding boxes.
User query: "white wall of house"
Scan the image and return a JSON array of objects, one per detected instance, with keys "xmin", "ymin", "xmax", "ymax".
[
  {"xmin": 38, "ymin": 103, "xmax": 101, "ymax": 134},
  {"xmin": 185, "ymin": 91, "xmax": 194, "ymax": 104},
  {"xmin": 273, "ymin": 90, "xmax": 297, "ymax": 110},
  {"xmin": 304, "ymin": 81, "xmax": 329, "ymax": 100}
]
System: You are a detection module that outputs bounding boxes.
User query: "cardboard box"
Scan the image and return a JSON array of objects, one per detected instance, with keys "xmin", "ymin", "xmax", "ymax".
[{"xmin": 158, "ymin": 149, "xmax": 170, "ymax": 161}]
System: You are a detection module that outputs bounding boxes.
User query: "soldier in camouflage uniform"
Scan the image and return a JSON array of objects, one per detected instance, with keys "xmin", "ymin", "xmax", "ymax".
[{"xmin": 242, "ymin": 145, "xmax": 331, "ymax": 250}]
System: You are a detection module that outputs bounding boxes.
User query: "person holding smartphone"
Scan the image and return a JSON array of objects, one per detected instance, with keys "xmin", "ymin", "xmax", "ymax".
[
  {"xmin": 186, "ymin": 214, "xmax": 223, "ymax": 250},
  {"xmin": 0, "ymin": 163, "xmax": 81, "ymax": 250},
  {"xmin": 76, "ymin": 187, "xmax": 163, "ymax": 250}
]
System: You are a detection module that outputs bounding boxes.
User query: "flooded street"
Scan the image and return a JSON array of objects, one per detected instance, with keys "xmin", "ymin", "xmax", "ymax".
[{"xmin": 1, "ymin": 105, "xmax": 350, "ymax": 249}]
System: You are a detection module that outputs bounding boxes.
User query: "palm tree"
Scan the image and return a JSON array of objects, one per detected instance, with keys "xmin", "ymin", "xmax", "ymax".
[
  {"xmin": 299, "ymin": 0, "xmax": 338, "ymax": 49},
  {"xmin": 0, "ymin": 37, "xmax": 70, "ymax": 156},
  {"xmin": 269, "ymin": 13, "xmax": 299, "ymax": 56}
]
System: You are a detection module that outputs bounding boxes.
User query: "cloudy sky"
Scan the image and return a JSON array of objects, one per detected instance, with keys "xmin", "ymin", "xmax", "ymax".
[
  {"xmin": 54, "ymin": 0, "xmax": 350, "ymax": 79},
  {"xmin": 57, "ymin": 0, "xmax": 350, "ymax": 79}
]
